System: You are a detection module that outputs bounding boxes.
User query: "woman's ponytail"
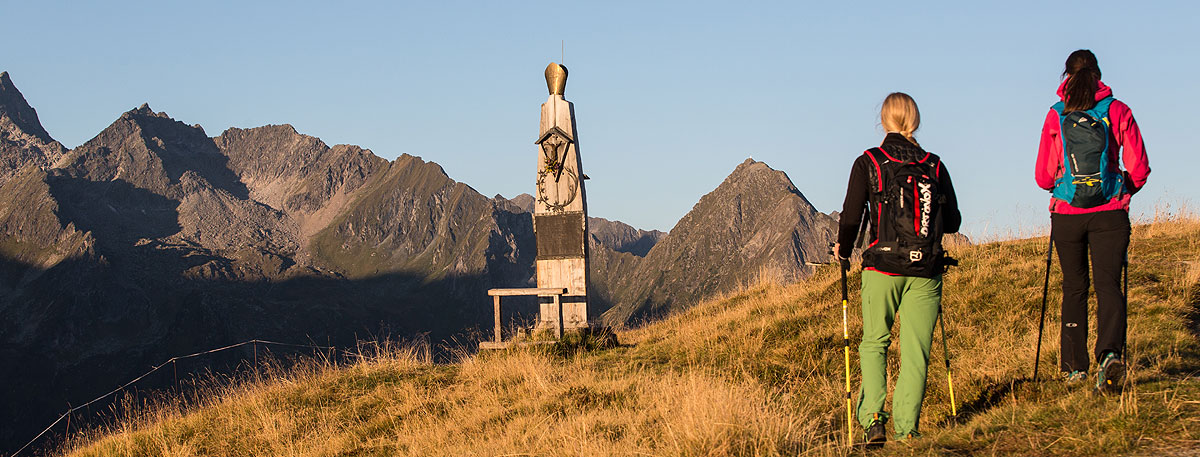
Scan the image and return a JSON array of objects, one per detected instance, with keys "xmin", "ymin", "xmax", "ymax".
[
  {"xmin": 880, "ymin": 92, "xmax": 921, "ymax": 147},
  {"xmin": 1063, "ymin": 50, "xmax": 1101, "ymax": 112}
]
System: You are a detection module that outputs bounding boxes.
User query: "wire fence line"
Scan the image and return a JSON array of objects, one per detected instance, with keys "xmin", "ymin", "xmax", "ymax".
[{"xmin": 10, "ymin": 338, "xmax": 339, "ymax": 457}]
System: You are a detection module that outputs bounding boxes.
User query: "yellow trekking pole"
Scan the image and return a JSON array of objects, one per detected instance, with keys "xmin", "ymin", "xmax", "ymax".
[
  {"xmin": 939, "ymin": 307, "xmax": 957, "ymax": 418},
  {"xmin": 839, "ymin": 254, "xmax": 853, "ymax": 444}
]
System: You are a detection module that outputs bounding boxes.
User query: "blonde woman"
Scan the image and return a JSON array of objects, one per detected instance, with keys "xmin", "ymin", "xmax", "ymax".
[{"xmin": 834, "ymin": 93, "xmax": 962, "ymax": 445}]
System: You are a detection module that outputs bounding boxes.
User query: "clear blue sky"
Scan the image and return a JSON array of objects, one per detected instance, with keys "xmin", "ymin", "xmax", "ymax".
[{"xmin": 3, "ymin": 1, "xmax": 1197, "ymax": 238}]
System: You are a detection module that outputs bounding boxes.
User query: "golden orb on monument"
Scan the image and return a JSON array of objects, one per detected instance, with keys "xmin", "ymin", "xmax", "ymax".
[{"xmin": 545, "ymin": 62, "xmax": 568, "ymax": 96}]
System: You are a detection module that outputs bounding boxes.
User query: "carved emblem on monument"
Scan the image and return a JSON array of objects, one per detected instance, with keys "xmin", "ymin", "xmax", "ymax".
[{"xmin": 535, "ymin": 126, "xmax": 578, "ymax": 213}]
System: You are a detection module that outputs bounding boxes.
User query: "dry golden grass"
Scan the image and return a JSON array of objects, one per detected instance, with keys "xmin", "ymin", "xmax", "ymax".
[{"xmin": 61, "ymin": 217, "xmax": 1200, "ymax": 456}]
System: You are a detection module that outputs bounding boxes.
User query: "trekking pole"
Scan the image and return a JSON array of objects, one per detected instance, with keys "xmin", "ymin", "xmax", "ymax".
[
  {"xmin": 1123, "ymin": 251, "xmax": 1129, "ymax": 366},
  {"xmin": 1033, "ymin": 237, "xmax": 1054, "ymax": 381},
  {"xmin": 1123, "ymin": 252, "xmax": 1129, "ymax": 306},
  {"xmin": 831, "ymin": 247, "xmax": 853, "ymax": 445},
  {"xmin": 939, "ymin": 307, "xmax": 958, "ymax": 418}
]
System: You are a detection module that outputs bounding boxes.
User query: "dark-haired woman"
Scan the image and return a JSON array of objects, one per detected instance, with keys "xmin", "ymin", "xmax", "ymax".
[{"xmin": 1034, "ymin": 50, "xmax": 1150, "ymax": 392}]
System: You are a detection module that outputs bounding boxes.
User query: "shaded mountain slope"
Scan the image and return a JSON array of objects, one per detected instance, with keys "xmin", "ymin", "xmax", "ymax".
[{"xmin": 0, "ymin": 166, "xmax": 93, "ymax": 296}]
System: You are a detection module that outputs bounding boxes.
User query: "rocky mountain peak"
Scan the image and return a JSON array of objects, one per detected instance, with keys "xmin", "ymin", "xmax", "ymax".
[
  {"xmin": 0, "ymin": 72, "xmax": 67, "ymax": 184},
  {"xmin": 724, "ymin": 158, "xmax": 800, "ymax": 192},
  {"xmin": 509, "ymin": 193, "xmax": 535, "ymax": 213},
  {"xmin": 599, "ymin": 158, "xmax": 836, "ymax": 324},
  {"xmin": 0, "ymin": 71, "xmax": 55, "ymax": 144},
  {"xmin": 52, "ymin": 103, "xmax": 238, "ymax": 201},
  {"xmin": 122, "ymin": 103, "xmax": 175, "ymax": 121},
  {"xmin": 735, "ymin": 157, "xmax": 761, "ymax": 169},
  {"xmin": 717, "ymin": 157, "xmax": 818, "ymax": 214},
  {"xmin": 216, "ymin": 123, "xmax": 388, "ymax": 219},
  {"xmin": 731, "ymin": 157, "xmax": 774, "ymax": 175}
]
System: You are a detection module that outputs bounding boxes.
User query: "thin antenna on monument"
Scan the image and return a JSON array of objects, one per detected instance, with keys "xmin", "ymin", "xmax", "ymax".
[{"xmin": 561, "ymin": 40, "xmax": 564, "ymax": 65}]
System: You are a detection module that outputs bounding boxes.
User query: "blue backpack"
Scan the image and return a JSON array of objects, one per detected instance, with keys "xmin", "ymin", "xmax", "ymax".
[{"xmin": 1051, "ymin": 96, "xmax": 1123, "ymax": 208}]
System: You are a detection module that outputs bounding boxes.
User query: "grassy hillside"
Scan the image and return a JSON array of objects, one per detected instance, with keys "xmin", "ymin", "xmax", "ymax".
[{"xmin": 60, "ymin": 218, "xmax": 1200, "ymax": 456}]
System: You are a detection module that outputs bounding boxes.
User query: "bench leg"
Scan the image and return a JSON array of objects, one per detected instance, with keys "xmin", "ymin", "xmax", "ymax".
[
  {"xmin": 554, "ymin": 294, "xmax": 563, "ymax": 339},
  {"xmin": 494, "ymin": 295, "xmax": 502, "ymax": 343}
]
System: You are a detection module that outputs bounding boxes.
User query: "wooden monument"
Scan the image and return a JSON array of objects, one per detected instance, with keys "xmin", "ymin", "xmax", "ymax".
[
  {"xmin": 532, "ymin": 62, "xmax": 590, "ymax": 331},
  {"xmin": 482, "ymin": 62, "xmax": 594, "ymax": 348}
]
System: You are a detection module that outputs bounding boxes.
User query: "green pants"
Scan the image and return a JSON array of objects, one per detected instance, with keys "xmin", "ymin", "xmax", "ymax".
[{"xmin": 856, "ymin": 270, "xmax": 942, "ymax": 439}]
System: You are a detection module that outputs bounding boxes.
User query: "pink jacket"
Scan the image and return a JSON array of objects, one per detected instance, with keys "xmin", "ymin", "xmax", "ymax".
[{"xmin": 1034, "ymin": 79, "xmax": 1150, "ymax": 214}]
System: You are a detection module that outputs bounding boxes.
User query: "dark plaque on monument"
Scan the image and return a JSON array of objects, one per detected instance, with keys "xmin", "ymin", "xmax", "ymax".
[{"xmin": 534, "ymin": 211, "xmax": 586, "ymax": 260}]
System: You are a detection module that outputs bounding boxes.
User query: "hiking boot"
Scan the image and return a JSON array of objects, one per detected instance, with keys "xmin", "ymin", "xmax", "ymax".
[
  {"xmin": 865, "ymin": 420, "xmax": 886, "ymax": 447},
  {"xmin": 1096, "ymin": 352, "xmax": 1126, "ymax": 394},
  {"xmin": 1062, "ymin": 370, "xmax": 1087, "ymax": 385}
]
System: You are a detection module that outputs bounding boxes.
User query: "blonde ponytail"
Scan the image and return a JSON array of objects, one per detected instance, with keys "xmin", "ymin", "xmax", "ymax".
[{"xmin": 881, "ymin": 92, "xmax": 921, "ymax": 147}]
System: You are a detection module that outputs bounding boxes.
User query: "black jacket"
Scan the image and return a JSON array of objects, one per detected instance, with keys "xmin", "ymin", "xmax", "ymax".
[{"xmin": 836, "ymin": 133, "xmax": 961, "ymax": 259}]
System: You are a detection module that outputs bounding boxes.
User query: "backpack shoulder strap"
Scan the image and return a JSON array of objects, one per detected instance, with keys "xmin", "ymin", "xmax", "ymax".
[
  {"xmin": 922, "ymin": 152, "xmax": 943, "ymax": 178},
  {"xmin": 863, "ymin": 148, "xmax": 885, "ymax": 193},
  {"xmin": 1051, "ymin": 101, "xmax": 1066, "ymax": 116},
  {"xmin": 1052, "ymin": 97, "xmax": 1113, "ymax": 116},
  {"xmin": 1092, "ymin": 96, "xmax": 1116, "ymax": 124}
]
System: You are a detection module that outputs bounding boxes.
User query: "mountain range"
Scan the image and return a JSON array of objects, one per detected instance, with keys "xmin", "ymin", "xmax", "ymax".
[{"xmin": 0, "ymin": 70, "xmax": 838, "ymax": 452}]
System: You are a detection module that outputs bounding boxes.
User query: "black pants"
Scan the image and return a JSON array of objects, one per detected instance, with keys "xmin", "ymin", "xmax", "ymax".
[{"xmin": 1051, "ymin": 210, "xmax": 1130, "ymax": 373}]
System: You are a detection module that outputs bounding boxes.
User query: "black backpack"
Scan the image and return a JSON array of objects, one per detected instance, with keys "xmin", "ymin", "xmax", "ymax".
[
  {"xmin": 1050, "ymin": 97, "xmax": 1123, "ymax": 207},
  {"xmin": 861, "ymin": 147, "xmax": 948, "ymax": 277}
]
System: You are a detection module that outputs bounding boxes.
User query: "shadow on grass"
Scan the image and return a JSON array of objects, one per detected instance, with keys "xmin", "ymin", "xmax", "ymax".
[{"xmin": 938, "ymin": 378, "xmax": 1042, "ymax": 427}]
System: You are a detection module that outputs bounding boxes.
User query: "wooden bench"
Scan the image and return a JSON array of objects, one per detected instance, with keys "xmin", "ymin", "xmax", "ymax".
[{"xmin": 486, "ymin": 287, "xmax": 569, "ymax": 344}]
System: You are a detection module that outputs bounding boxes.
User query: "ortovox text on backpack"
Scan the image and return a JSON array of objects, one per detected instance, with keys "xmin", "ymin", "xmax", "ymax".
[
  {"xmin": 1051, "ymin": 96, "xmax": 1123, "ymax": 208},
  {"xmin": 862, "ymin": 147, "xmax": 947, "ymax": 277}
]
